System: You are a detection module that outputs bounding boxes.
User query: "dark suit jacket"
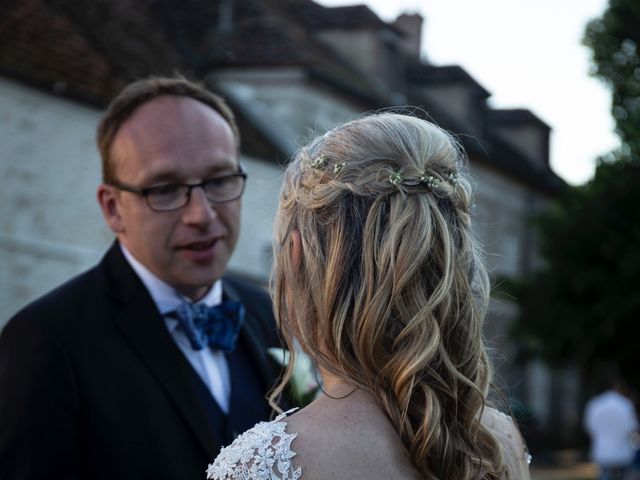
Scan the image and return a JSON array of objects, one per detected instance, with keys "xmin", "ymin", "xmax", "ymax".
[{"xmin": 0, "ymin": 242, "xmax": 284, "ymax": 479}]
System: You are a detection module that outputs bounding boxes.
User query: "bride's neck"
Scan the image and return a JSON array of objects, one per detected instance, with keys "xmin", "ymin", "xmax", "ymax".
[
  {"xmin": 318, "ymin": 369, "xmax": 359, "ymax": 399},
  {"xmin": 314, "ymin": 370, "xmax": 386, "ymax": 420}
]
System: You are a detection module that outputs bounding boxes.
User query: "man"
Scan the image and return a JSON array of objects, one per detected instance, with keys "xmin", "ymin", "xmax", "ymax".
[
  {"xmin": 0, "ymin": 77, "xmax": 283, "ymax": 479},
  {"xmin": 584, "ymin": 379, "xmax": 639, "ymax": 480}
]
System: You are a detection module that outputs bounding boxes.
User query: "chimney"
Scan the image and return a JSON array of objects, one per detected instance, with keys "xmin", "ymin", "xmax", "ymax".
[{"xmin": 393, "ymin": 13, "xmax": 423, "ymax": 58}]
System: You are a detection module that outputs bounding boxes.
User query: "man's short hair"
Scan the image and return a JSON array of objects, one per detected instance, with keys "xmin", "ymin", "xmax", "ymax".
[{"xmin": 97, "ymin": 76, "xmax": 240, "ymax": 183}]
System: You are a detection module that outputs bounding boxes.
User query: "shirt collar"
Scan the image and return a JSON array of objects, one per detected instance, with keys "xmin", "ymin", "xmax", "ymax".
[{"xmin": 119, "ymin": 243, "xmax": 223, "ymax": 315}]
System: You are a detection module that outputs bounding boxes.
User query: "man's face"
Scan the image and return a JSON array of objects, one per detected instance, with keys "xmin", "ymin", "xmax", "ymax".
[{"xmin": 98, "ymin": 95, "xmax": 241, "ymax": 300}]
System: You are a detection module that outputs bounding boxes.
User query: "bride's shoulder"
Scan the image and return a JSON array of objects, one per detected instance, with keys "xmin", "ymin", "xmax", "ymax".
[
  {"xmin": 481, "ymin": 406, "xmax": 532, "ymax": 480},
  {"xmin": 206, "ymin": 409, "xmax": 301, "ymax": 480}
]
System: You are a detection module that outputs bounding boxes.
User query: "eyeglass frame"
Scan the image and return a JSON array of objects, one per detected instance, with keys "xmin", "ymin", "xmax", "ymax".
[{"xmin": 106, "ymin": 169, "xmax": 248, "ymax": 212}]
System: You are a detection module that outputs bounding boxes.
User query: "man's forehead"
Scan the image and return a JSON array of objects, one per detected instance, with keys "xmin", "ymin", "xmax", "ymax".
[
  {"xmin": 110, "ymin": 95, "xmax": 238, "ymax": 180},
  {"xmin": 113, "ymin": 97, "xmax": 236, "ymax": 154},
  {"xmin": 122, "ymin": 95, "xmax": 232, "ymax": 136},
  {"xmin": 114, "ymin": 128, "xmax": 235, "ymax": 156}
]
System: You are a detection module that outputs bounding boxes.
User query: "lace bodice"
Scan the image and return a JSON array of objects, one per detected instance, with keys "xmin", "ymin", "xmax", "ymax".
[{"xmin": 207, "ymin": 409, "xmax": 301, "ymax": 480}]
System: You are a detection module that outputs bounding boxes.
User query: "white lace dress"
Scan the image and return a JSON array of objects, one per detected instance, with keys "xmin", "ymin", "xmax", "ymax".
[{"xmin": 206, "ymin": 409, "xmax": 301, "ymax": 480}]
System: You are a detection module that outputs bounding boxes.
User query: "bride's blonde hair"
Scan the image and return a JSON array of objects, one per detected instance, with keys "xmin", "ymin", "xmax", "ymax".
[{"xmin": 270, "ymin": 112, "xmax": 507, "ymax": 479}]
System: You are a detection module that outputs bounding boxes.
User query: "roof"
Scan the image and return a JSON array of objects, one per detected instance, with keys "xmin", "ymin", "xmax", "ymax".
[
  {"xmin": 407, "ymin": 63, "xmax": 491, "ymax": 98},
  {"xmin": 0, "ymin": 0, "xmax": 562, "ymax": 192},
  {"xmin": 0, "ymin": 0, "xmax": 387, "ymax": 106},
  {"xmin": 273, "ymin": 0, "xmax": 394, "ymax": 31},
  {"xmin": 488, "ymin": 108, "xmax": 551, "ymax": 131},
  {"xmin": 0, "ymin": 0, "xmax": 128, "ymax": 105}
]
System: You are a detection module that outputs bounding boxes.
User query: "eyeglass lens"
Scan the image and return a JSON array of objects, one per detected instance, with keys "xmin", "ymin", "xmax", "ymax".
[{"xmin": 147, "ymin": 175, "xmax": 245, "ymax": 211}]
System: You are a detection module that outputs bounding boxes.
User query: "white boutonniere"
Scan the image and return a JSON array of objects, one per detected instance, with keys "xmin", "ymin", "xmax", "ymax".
[{"xmin": 268, "ymin": 347, "xmax": 319, "ymax": 406}]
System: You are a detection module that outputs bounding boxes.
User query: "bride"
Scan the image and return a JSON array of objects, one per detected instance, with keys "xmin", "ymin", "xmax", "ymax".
[{"xmin": 207, "ymin": 113, "xmax": 531, "ymax": 479}]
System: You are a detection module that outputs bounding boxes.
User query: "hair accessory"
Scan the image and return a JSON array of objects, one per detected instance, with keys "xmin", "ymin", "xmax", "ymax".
[
  {"xmin": 389, "ymin": 171, "xmax": 404, "ymax": 185},
  {"xmin": 419, "ymin": 173, "xmax": 440, "ymax": 189},
  {"xmin": 447, "ymin": 171, "xmax": 459, "ymax": 185},
  {"xmin": 333, "ymin": 162, "xmax": 346, "ymax": 174},
  {"xmin": 311, "ymin": 154, "xmax": 328, "ymax": 169}
]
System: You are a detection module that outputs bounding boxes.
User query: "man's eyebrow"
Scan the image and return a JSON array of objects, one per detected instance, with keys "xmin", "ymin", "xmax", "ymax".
[
  {"xmin": 141, "ymin": 162, "xmax": 240, "ymax": 185},
  {"xmin": 141, "ymin": 171, "xmax": 183, "ymax": 185},
  {"xmin": 204, "ymin": 163, "xmax": 239, "ymax": 175}
]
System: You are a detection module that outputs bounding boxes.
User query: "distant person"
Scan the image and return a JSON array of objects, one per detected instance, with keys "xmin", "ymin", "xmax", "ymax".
[
  {"xmin": 0, "ymin": 77, "xmax": 283, "ymax": 479},
  {"xmin": 584, "ymin": 378, "xmax": 639, "ymax": 480},
  {"xmin": 207, "ymin": 113, "xmax": 531, "ymax": 479}
]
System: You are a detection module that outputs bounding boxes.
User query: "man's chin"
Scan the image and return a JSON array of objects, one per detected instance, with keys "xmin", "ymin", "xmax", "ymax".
[
  {"xmin": 173, "ymin": 284, "xmax": 212, "ymax": 302},
  {"xmin": 171, "ymin": 271, "xmax": 225, "ymax": 300}
]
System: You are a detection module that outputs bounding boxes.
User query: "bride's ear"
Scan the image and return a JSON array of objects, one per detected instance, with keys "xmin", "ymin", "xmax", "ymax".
[{"xmin": 291, "ymin": 230, "xmax": 303, "ymax": 268}]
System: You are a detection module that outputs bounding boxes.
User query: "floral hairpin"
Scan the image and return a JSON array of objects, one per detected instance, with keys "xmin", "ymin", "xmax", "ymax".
[
  {"xmin": 311, "ymin": 154, "xmax": 328, "ymax": 170},
  {"xmin": 389, "ymin": 171, "xmax": 404, "ymax": 185},
  {"xmin": 419, "ymin": 173, "xmax": 440, "ymax": 189},
  {"xmin": 447, "ymin": 171, "xmax": 459, "ymax": 185},
  {"xmin": 310, "ymin": 154, "xmax": 346, "ymax": 176}
]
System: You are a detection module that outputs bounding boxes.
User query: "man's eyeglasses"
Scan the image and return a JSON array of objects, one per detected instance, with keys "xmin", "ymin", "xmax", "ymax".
[{"xmin": 107, "ymin": 172, "xmax": 247, "ymax": 212}]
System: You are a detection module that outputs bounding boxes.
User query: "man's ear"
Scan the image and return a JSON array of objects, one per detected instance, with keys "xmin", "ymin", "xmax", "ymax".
[
  {"xmin": 291, "ymin": 230, "xmax": 303, "ymax": 268},
  {"xmin": 97, "ymin": 184, "xmax": 125, "ymax": 234}
]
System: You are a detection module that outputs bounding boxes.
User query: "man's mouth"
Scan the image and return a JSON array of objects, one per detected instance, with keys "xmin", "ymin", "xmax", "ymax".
[{"xmin": 179, "ymin": 238, "xmax": 218, "ymax": 251}]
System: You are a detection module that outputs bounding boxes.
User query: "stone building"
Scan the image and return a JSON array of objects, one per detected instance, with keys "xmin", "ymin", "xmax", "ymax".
[{"xmin": 0, "ymin": 0, "xmax": 573, "ymax": 443}]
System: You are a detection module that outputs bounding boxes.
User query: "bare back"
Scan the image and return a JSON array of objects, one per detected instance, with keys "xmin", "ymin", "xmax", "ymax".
[
  {"xmin": 286, "ymin": 393, "xmax": 531, "ymax": 480},
  {"xmin": 285, "ymin": 389, "xmax": 421, "ymax": 480}
]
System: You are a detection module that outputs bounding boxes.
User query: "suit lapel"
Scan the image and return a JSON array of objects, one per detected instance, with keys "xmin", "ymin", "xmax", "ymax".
[
  {"xmin": 102, "ymin": 243, "xmax": 219, "ymax": 458},
  {"xmin": 222, "ymin": 278, "xmax": 283, "ymax": 435},
  {"xmin": 222, "ymin": 279, "xmax": 277, "ymax": 391}
]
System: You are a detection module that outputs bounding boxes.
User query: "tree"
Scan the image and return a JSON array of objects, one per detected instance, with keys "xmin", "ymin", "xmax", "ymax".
[
  {"xmin": 584, "ymin": 0, "xmax": 640, "ymax": 158},
  {"xmin": 508, "ymin": 160, "xmax": 640, "ymax": 388},
  {"xmin": 507, "ymin": 0, "xmax": 640, "ymax": 390}
]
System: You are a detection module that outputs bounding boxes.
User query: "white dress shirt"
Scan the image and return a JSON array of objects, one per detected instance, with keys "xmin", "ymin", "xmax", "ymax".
[
  {"xmin": 584, "ymin": 390, "xmax": 639, "ymax": 466},
  {"xmin": 121, "ymin": 245, "xmax": 232, "ymax": 413}
]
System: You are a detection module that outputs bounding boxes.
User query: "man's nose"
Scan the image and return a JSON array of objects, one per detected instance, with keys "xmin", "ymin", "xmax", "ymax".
[{"xmin": 181, "ymin": 186, "xmax": 217, "ymax": 225}]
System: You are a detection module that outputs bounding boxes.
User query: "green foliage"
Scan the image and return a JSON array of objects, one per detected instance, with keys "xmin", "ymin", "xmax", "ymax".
[{"xmin": 584, "ymin": 0, "xmax": 640, "ymax": 158}]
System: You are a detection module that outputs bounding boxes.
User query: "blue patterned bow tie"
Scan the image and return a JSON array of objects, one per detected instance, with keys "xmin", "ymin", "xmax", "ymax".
[{"xmin": 170, "ymin": 300, "xmax": 245, "ymax": 352}]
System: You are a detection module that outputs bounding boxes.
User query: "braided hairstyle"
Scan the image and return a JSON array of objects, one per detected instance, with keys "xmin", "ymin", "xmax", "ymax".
[{"xmin": 270, "ymin": 113, "xmax": 508, "ymax": 479}]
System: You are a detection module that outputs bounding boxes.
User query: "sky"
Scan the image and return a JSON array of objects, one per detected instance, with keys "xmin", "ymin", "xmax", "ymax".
[{"xmin": 316, "ymin": 0, "xmax": 618, "ymax": 185}]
